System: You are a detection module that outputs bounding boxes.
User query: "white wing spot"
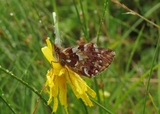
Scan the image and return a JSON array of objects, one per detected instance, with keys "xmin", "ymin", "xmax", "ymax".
[
  {"xmin": 76, "ymin": 53, "xmax": 83, "ymax": 60},
  {"xmin": 95, "ymin": 70, "xmax": 98, "ymax": 73},
  {"xmin": 72, "ymin": 47, "xmax": 79, "ymax": 53},
  {"xmin": 63, "ymin": 48, "xmax": 69, "ymax": 52},
  {"xmin": 84, "ymin": 44, "xmax": 88, "ymax": 51},
  {"xmin": 84, "ymin": 44, "xmax": 88, "ymax": 47},
  {"xmin": 75, "ymin": 61, "xmax": 79, "ymax": 66},
  {"xmin": 93, "ymin": 44, "xmax": 97, "ymax": 48},
  {"xmin": 84, "ymin": 68, "xmax": 90, "ymax": 76},
  {"xmin": 66, "ymin": 59, "xmax": 71, "ymax": 63},
  {"xmin": 111, "ymin": 51, "xmax": 116, "ymax": 56},
  {"xmin": 95, "ymin": 48, "xmax": 99, "ymax": 52}
]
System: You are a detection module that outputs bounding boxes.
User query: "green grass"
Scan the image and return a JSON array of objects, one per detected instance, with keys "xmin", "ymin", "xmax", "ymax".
[{"xmin": 0, "ymin": 0, "xmax": 160, "ymax": 114}]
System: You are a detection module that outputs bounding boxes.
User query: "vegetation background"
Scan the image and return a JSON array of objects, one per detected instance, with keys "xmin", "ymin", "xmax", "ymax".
[{"xmin": 0, "ymin": 0, "xmax": 160, "ymax": 114}]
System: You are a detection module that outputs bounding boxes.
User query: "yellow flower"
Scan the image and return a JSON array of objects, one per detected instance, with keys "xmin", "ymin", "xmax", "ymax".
[{"xmin": 41, "ymin": 38, "xmax": 96, "ymax": 113}]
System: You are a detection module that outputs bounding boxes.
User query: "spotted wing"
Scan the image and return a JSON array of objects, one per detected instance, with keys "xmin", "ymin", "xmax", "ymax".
[{"xmin": 61, "ymin": 43, "xmax": 115, "ymax": 78}]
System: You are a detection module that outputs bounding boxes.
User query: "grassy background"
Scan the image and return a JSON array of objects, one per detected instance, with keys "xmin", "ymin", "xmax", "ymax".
[{"xmin": 0, "ymin": 0, "xmax": 160, "ymax": 114}]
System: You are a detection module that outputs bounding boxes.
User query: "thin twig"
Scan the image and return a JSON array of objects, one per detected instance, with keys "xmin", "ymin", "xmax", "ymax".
[{"xmin": 111, "ymin": 0, "xmax": 160, "ymax": 29}]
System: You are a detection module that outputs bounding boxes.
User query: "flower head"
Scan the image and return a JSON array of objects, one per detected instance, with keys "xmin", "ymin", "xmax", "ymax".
[{"xmin": 41, "ymin": 38, "xmax": 96, "ymax": 113}]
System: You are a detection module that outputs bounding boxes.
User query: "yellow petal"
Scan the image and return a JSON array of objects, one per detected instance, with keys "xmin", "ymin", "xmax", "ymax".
[
  {"xmin": 51, "ymin": 62, "xmax": 64, "ymax": 75},
  {"xmin": 59, "ymin": 68, "xmax": 67, "ymax": 77},
  {"xmin": 41, "ymin": 47, "xmax": 55, "ymax": 62},
  {"xmin": 46, "ymin": 38, "xmax": 53, "ymax": 51},
  {"xmin": 53, "ymin": 97, "xmax": 58, "ymax": 112},
  {"xmin": 68, "ymin": 70, "xmax": 87, "ymax": 94},
  {"xmin": 58, "ymin": 76, "xmax": 67, "ymax": 106},
  {"xmin": 64, "ymin": 106, "xmax": 69, "ymax": 114},
  {"xmin": 46, "ymin": 69, "xmax": 55, "ymax": 88},
  {"xmin": 47, "ymin": 95, "xmax": 52, "ymax": 105},
  {"xmin": 81, "ymin": 94, "xmax": 94, "ymax": 106},
  {"xmin": 87, "ymin": 86, "xmax": 96, "ymax": 98}
]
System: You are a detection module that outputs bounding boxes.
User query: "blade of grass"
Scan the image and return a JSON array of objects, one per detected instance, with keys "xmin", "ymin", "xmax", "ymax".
[
  {"xmin": 113, "ymin": 63, "xmax": 160, "ymax": 109},
  {"xmin": 143, "ymin": 27, "xmax": 160, "ymax": 114},
  {"xmin": 0, "ymin": 92, "xmax": 16, "ymax": 114},
  {"xmin": 90, "ymin": 98, "xmax": 113, "ymax": 114},
  {"xmin": 96, "ymin": 0, "xmax": 108, "ymax": 45},
  {"xmin": 158, "ymin": 28, "xmax": 160, "ymax": 114},
  {"xmin": 114, "ymin": 1, "xmax": 160, "ymax": 55},
  {"xmin": 0, "ymin": 65, "xmax": 52, "ymax": 112},
  {"xmin": 125, "ymin": 25, "xmax": 144, "ymax": 74},
  {"xmin": 73, "ymin": 0, "xmax": 89, "ymax": 41}
]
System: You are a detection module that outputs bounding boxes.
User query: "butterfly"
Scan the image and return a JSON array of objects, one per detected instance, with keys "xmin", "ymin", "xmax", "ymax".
[{"xmin": 53, "ymin": 43, "xmax": 115, "ymax": 78}]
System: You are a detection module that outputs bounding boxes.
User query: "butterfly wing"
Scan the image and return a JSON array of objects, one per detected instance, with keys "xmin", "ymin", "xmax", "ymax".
[{"xmin": 61, "ymin": 43, "xmax": 115, "ymax": 78}]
